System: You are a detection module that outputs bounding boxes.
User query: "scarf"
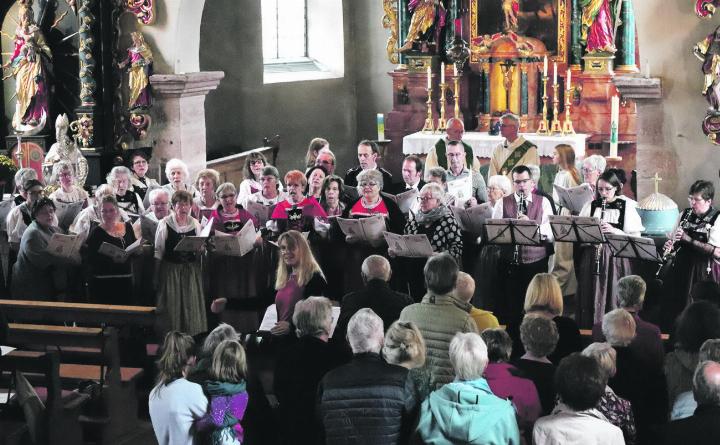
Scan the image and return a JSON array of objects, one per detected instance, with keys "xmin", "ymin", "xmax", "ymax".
[
  {"xmin": 203, "ymin": 381, "xmax": 247, "ymax": 445},
  {"xmin": 414, "ymin": 204, "xmax": 448, "ymax": 227}
]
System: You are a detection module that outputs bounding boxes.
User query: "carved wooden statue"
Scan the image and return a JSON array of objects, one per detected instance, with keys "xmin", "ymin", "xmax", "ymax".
[{"xmin": 43, "ymin": 114, "xmax": 88, "ymax": 186}]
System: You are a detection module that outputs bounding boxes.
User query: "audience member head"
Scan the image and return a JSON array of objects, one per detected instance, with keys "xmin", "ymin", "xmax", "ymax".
[
  {"xmin": 357, "ymin": 169, "xmax": 383, "ymax": 202},
  {"xmin": 555, "ymin": 353, "xmax": 606, "ymax": 411},
  {"xmin": 293, "ymin": 296, "xmax": 333, "ymax": 340},
  {"xmin": 14, "ymin": 167, "xmax": 37, "ymax": 197},
  {"xmin": 51, "ymin": 160, "xmax": 75, "ymax": 188},
  {"xmin": 195, "ymin": 169, "xmax": 220, "ymax": 201},
  {"xmin": 418, "ymin": 183, "xmax": 445, "ymax": 214},
  {"xmin": 700, "ymin": 339, "xmax": 720, "ymax": 362},
  {"xmin": 691, "ymin": 281, "xmax": 720, "ymax": 307},
  {"xmin": 361, "ymin": 255, "xmax": 391, "ymax": 284},
  {"xmin": 306, "ymin": 137, "xmax": 329, "ymax": 166},
  {"xmin": 165, "ymin": 158, "xmax": 189, "ymax": 186},
  {"xmin": 275, "ymin": 230, "xmax": 322, "ymax": 289},
  {"xmin": 347, "ymin": 308, "xmax": 384, "ymax": 354},
  {"xmin": 23, "ymin": 179, "xmax": 44, "ymax": 205},
  {"xmin": 315, "ymin": 150, "xmax": 336, "ymax": 175},
  {"xmin": 357, "ymin": 140, "xmax": 379, "ymax": 170},
  {"xmin": 382, "ymin": 321, "xmax": 426, "ymax": 369},
  {"xmin": 284, "ymin": 170, "xmax": 307, "ymax": 204},
  {"xmin": 582, "ymin": 342, "xmax": 617, "ymax": 381},
  {"xmin": 216, "ymin": 182, "xmax": 237, "ymax": 210},
  {"xmin": 424, "ymin": 253, "xmax": 458, "ymax": 296},
  {"xmin": 455, "ymin": 272, "xmax": 475, "ymax": 304},
  {"xmin": 511, "ymin": 165, "xmax": 534, "ymax": 197},
  {"xmin": 30, "ymin": 197, "xmax": 55, "ymax": 227},
  {"xmin": 487, "ymin": 174, "xmax": 512, "ymax": 205},
  {"xmin": 210, "ymin": 340, "xmax": 247, "ymax": 384},
  {"xmin": 553, "ymin": 144, "xmax": 581, "ymax": 184},
  {"xmin": 595, "ymin": 169, "xmax": 624, "ymax": 201},
  {"xmin": 693, "ymin": 361, "xmax": 720, "ymax": 407},
  {"xmin": 617, "ymin": 275, "xmax": 646, "ymax": 311},
  {"xmin": 260, "ymin": 165, "xmax": 281, "ymax": 197},
  {"xmin": 425, "ymin": 167, "xmax": 448, "ymax": 187},
  {"xmin": 675, "ymin": 301, "xmax": 720, "ymax": 352},
  {"xmin": 156, "ymin": 331, "xmax": 195, "ymax": 386},
  {"xmin": 202, "ymin": 323, "xmax": 239, "ymax": 358},
  {"xmin": 450, "ymin": 332, "xmax": 489, "ymax": 381},
  {"xmin": 149, "ymin": 187, "xmax": 171, "ymax": 220},
  {"xmin": 500, "ymin": 113, "xmax": 520, "ymax": 141},
  {"xmin": 481, "ymin": 328, "xmax": 513, "ymax": 363},
  {"xmin": 106, "ymin": 166, "xmax": 132, "ymax": 195},
  {"xmin": 520, "ymin": 314, "xmax": 559, "ymax": 358},
  {"xmin": 401, "ymin": 155, "xmax": 423, "ymax": 187},
  {"xmin": 602, "ymin": 308, "xmax": 636, "ymax": 347},
  {"xmin": 446, "ymin": 117, "xmax": 465, "ymax": 142},
  {"xmin": 243, "ymin": 152, "xmax": 267, "ymax": 181},
  {"xmin": 524, "ymin": 273, "xmax": 563, "ymax": 317},
  {"xmin": 581, "ymin": 155, "xmax": 606, "ymax": 187}
]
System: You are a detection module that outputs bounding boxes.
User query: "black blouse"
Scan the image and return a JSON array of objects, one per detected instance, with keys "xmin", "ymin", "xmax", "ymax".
[{"xmin": 85, "ymin": 221, "xmax": 137, "ymax": 277}]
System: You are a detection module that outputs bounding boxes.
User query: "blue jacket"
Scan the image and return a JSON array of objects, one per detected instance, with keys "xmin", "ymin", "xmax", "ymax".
[{"xmin": 416, "ymin": 378, "xmax": 520, "ymax": 445}]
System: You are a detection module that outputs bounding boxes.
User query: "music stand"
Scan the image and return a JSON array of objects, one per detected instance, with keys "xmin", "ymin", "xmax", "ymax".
[
  {"xmin": 549, "ymin": 215, "xmax": 604, "ymax": 244},
  {"xmin": 604, "ymin": 233, "xmax": 661, "ymax": 263},
  {"xmin": 485, "ymin": 218, "xmax": 542, "ymax": 246}
]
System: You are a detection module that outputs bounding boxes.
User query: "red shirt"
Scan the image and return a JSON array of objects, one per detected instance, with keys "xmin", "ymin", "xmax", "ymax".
[{"xmin": 349, "ymin": 198, "xmax": 389, "ymax": 217}]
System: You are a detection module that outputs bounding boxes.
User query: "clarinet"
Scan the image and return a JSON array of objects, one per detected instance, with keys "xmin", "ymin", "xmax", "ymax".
[
  {"xmin": 513, "ymin": 192, "xmax": 527, "ymax": 265},
  {"xmin": 594, "ymin": 198, "xmax": 607, "ymax": 276},
  {"xmin": 657, "ymin": 211, "xmax": 691, "ymax": 277}
]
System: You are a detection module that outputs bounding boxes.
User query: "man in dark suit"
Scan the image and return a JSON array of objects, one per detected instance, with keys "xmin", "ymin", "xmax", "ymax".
[
  {"xmin": 315, "ymin": 149, "xmax": 359, "ymax": 204},
  {"xmin": 663, "ymin": 360, "xmax": 720, "ymax": 445},
  {"xmin": 390, "ymin": 155, "xmax": 426, "ymax": 195},
  {"xmin": 344, "ymin": 140, "xmax": 393, "ymax": 192}
]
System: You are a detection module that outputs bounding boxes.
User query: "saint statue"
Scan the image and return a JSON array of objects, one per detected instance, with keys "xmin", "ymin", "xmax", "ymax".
[
  {"xmin": 694, "ymin": 26, "xmax": 720, "ymax": 114},
  {"xmin": 579, "ymin": 0, "xmax": 618, "ymax": 54},
  {"xmin": 399, "ymin": 0, "xmax": 446, "ymax": 52},
  {"xmin": 43, "ymin": 114, "xmax": 89, "ymax": 187},
  {"xmin": 2, "ymin": 1, "xmax": 51, "ymax": 134},
  {"xmin": 118, "ymin": 32, "xmax": 153, "ymax": 110}
]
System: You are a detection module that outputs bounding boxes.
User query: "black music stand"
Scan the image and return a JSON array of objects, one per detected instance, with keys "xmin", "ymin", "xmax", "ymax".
[
  {"xmin": 549, "ymin": 215, "xmax": 604, "ymax": 244},
  {"xmin": 485, "ymin": 218, "xmax": 542, "ymax": 250},
  {"xmin": 604, "ymin": 233, "xmax": 662, "ymax": 263}
]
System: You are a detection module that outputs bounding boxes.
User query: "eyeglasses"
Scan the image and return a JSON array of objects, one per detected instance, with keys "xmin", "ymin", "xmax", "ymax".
[
  {"xmin": 133, "ymin": 159, "xmax": 148, "ymax": 165},
  {"xmin": 417, "ymin": 196, "xmax": 437, "ymax": 202},
  {"xmin": 359, "ymin": 181, "xmax": 379, "ymax": 187},
  {"xmin": 513, "ymin": 179, "xmax": 531, "ymax": 185}
]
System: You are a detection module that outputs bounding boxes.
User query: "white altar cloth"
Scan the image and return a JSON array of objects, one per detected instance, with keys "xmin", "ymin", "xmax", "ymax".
[{"xmin": 403, "ymin": 132, "xmax": 589, "ymax": 159}]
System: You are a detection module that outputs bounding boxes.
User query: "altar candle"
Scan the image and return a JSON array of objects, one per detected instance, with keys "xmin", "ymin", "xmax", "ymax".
[
  {"xmin": 427, "ymin": 66, "xmax": 431, "ymax": 89},
  {"xmin": 377, "ymin": 113, "xmax": 385, "ymax": 141},
  {"xmin": 543, "ymin": 56, "xmax": 548, "ymax": 77},
  {"xmin": 553, "ymin": 62, "xmax": 557, "ymax": 85},
  {"xmin": 610, "ymin": 95, "xmax": 619, "ymax": 158},
  {"xmin": 441, "ymin": 63, "xmax": 445, "ymax": 84},
  {"xmin": 566, "ymin": 69, "xmax": 571, "ymax": 90},
  {"xmin": 454, "ymin": 63, "xmax": 458, "ymax": 77},
  {"xmin": 644, "ymin": 59, "xmax": 650, "ymax": 79}
]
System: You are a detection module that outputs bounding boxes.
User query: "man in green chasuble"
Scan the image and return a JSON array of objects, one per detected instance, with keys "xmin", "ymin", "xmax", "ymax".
[{"xmin": 424, "ymin": 118, "xmax": 481, "ymax": 174}]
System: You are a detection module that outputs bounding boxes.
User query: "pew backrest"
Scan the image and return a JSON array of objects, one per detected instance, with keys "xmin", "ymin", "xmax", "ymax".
[{"xmin": 206, "ymin": 135, "xmax": 280, "ymax": 186}]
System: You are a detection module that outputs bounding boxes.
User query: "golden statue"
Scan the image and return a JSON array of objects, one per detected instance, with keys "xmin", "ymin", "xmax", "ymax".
[
  {"xmin": 399, "ymin": 0, "xmax": 446, "ymax": 52},
  {"xmin": 118, "ymin": 32, "xmax": 153, "ymax": 110}
]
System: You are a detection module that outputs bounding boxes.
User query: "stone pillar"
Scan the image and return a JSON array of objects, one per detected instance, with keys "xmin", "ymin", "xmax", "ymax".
[{"xmin": 149, "ymin": 72, "xmax": 224, "ymax": 179}]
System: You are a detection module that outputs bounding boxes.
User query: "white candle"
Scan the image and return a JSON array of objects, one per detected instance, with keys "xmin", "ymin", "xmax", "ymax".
[
  {"xmin": 427, "ymin": 66, "xmax": 431, "ymax": 89},
  {"xmin": 553, "ymin": 62, "xmax": 557, "ymax": 85},
  {"xmin": 644, "ymin": 59, "xmax": 650, "ymax": 79},
  {"xmin": 441, "ymin": 62, "xmax": 445, "ymax": 84},
  {"xmin": 543, "ymin": 55, "xmax": 548, "ymax": 77},
  {"xmin": 453, "ymin": 63, "xmax": 458, "ymax": 77},
  {"xmin": 566, "ymin": 69, "xmax": 571, "ymax": 90},
  {"xmin": 610, "ymin": 96, "xmax": 619, "ymax": 158}
]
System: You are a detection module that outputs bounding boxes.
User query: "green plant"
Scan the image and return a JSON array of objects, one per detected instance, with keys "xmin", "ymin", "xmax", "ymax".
[{"xmin": 0, "ymin": 155, "xmax": 18, "ymax": 185}]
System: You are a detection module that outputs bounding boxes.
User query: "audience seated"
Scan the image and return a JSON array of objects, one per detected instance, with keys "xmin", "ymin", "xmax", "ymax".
[
  {"xmin": 149, "ymin": 331, "xmax": 208, "ymax": 445},
  {"xmin": 480, "ymin": 328, "xmax": 542, "ymax": 437},
  {"xmin": 455, "ymin": 271, "xmax": 499, "ymax": 332},
  {"xmin": 318, "ymin": 308, "xmax": 418, "ymax": 445},
  {"xmin": 671, "ymin": 338, "xmax": 720, "ymax": 420},
  {"xmin": 399, "ymin": 253, "xmax": 478, "ymax": 390},
  {"xmin": 382, "ymin": 320, "xmax": 430, "ymax": 400},
  {"xmin": 592, "ymin": 275, "xmax": 664, "ymax": 369},
  {"xmin": 533, "ymin": 353, "xmax": 624, "ymax": 444},
  {"xmin": 513, "ymin": 314, "xmax": 559, "ymax": 415},
  {"xmin": 274, "ymin": 297, "xmax": 343, "ymax": 445},
  {"xmin": 416, "ymin": 332, "xmax": 520, "ymax": 444},
  {"xmin": 663, "ymin": 361, "xmax": 720, "ymax": 445},
  {"xmin": 582, "ymin": 342, "xmax": 637, "ymax": 445}
]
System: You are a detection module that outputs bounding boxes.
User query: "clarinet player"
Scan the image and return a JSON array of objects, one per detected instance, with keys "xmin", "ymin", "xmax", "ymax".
[
  {"xmin": 576, "ymin": 169, "xmax": 644, "ymax": 328},
  {"xmin": 492, "ymin": 165, "xmax": 554, "ymax": 330},
  {"xmin": 661, "ymin": 180, "xmax": 720, "ymax": 329}
]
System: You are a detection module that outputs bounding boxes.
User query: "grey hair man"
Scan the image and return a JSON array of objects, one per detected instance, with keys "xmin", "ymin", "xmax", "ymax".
[
  {"xmin": 582, "ymin": 154, "xmax": 607, "ymax": 192},
  {"xmin": 601, "ymin": 308, "xmax": 637, "ymax": 348},
  {"xmin": 489, "ymin": 113, "xmax": 539, "ymax": 178},
  {"xmin": 664, "ymin": 361, "xmax": 720, "ymax": 443}
]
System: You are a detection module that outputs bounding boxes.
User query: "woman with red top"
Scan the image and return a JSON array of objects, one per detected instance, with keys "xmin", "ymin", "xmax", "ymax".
[{"xmin": 270, "ymin": 170, "xmax": 327, "ymax": 236}]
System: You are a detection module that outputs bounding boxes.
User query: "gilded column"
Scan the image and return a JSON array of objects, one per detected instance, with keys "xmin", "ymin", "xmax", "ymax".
[
  {"xmin": 615, "ymin": 0, "xmax": 638, "ymax": 72},
  {"xmin": 78, "ymin": 0, "xmax": 96, "ymax": 108}
]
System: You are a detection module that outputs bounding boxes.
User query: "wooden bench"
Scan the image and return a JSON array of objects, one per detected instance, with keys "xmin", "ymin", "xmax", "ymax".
[
  {"xmin": 0, "ymin": 350, "xmax": 85, "ymax": 445},
  {"xmin": 207, "ymin": 135, "xmax": 280, "ymax": 185},
  {"xmin": 5, "ymin": 324, "xmax": 143, "ymax": 444},
  {"xmin": 578, "ymin": 328, "xmax": 670, "ymax": 348},
  {"xmin": 0, "ymin": 300, "xmax": 157, "ymax": 328}
]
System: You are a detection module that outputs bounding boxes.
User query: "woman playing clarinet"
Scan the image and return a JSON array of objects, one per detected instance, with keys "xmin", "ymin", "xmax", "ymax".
[
  {"xmin": 576, "ymin": 169, "xmax": 644, "ymax": 328},
  {"xmin": 662, "ymin": 180, "xmax": 720, "ymax": 328}
]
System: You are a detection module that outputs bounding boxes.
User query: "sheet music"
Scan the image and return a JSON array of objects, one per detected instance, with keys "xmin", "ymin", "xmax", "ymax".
[
  {"xmin": 212, "ymin": 220, "xmax": 257, "ymax": 257},
  {"xmin": 54, "ymin": 201, "xmax": 84, "ymax": 232},
  {"xmin": 336, "ymin": 214, "xmax": 387, "ymax": 241},
  {"xmin": 258, "ymin": 304, "xmax": 341, "ymax": 337},
  {"xmin": 383, "ymin": 232, "xmax": 434, "ymax": 257},
  {"xmin": 1, "ymin": 345, "xmax": 16, "ymax": 356},
  {"xmin": 98, "ymin": 238, "xmax": 143, "ymax": 262},
  {"xmin": 446, "ymin": 175, "xmax": 473, "ymax": 207},
  {"xmin": 389, "ymin": 188, "xmax": 419, "ymax": 214},
  {"xmin": 0, "ymin": 199, "xmax": 14, "ymax": 232},
  {"xmin": 553, "ymin": 183, "xmax": 594, "ymax": 214},
  {"xmin": 450, "ymin": 203, "xmax": 494, "ymax": 235},
  {"xmin": 47, "ymin": 233, "xmax": 83, "ymax": 258},
  {"xmin": 246, "ymin": 201, "xmax": 275, "ymax": 226}
]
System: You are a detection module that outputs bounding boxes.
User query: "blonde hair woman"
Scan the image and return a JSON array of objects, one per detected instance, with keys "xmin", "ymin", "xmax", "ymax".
[{"xmin": 551, "ymin": 144, "xmax": 581, "ymax": 297}]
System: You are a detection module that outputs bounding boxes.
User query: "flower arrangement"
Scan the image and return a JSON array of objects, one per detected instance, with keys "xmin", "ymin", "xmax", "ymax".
[{"xmin": 0, "ymin": 155, "xmax": 18, "ymax": 186}]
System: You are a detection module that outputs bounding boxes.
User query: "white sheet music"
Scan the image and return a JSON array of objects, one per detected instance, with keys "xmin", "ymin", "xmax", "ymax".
[
  {"xmin": 446, "ymin": 175, "xmax": 473, "ymax": 207},
  {"xmin": 553, "ymin": 183, "xmax": 594, "ymax": 214},
  {"xmin": 383, "ymin": 232, "xmax": 434, "ymax": 257},
  {"xmin": 258, "ymin": 304, "xmax": 341, "ymax": 337},
  {"xmin": 212, "ymin": 220, "xmax": 257, "ymax": 257},
  {"xmin": 450, "ymin": 203, "xmax": 494, "ymax": 235},
  {"xmin": 336, "ymin": 214, "xmax": 387, "ymax": 241},
  {"xmin": 98, "ymin": 238, "xmax": 143, "ymax": 262},
  {"xmin": 47, "ymin": 233, "xmax": 83, "ymax": 258},
  {"xmin": 388, "ymin": 188, "xmax": 419, "ymax": 214},
  {"xmin": 245, "ymin": 201, "xmax": 275, "ymax": 226}
]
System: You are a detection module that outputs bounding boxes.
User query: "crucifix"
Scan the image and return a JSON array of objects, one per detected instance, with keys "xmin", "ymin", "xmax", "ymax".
[
  {"xmin": 499, "ymin": 60, "xmax": 516, "ymax": 112},
  {"xmin": 652, "ymin": 172, "xmax": 662, "ymax": 195}
]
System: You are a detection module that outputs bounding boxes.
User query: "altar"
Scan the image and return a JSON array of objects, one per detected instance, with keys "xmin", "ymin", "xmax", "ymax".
[{"xmin": 402, "ymin": 132, "xmax": 588, "ymax": 159}]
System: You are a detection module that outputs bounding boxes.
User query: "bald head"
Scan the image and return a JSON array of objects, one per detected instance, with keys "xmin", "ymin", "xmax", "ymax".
[
  {"xmin": 361, "ymin": 255, "xmax": 391, "ymax": 283},
  {"xmin": 447, "ymin": 118, "xmax": 465, "ymax": 142},
  {"xmin": 694, "ymin": 361, "xmax": 720, "ymax": 406},
  {"xmin": 455, "ymin": 272, "xmax": 475, "ymax": 303}
]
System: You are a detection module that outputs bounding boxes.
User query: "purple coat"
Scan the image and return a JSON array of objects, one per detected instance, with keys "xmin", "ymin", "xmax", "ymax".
[
  {"xmin": 592, "ymin": 311, "xmax": 665, "ymax": 369},
  {"xmin": 484, "ymin": 362, "xmax": 542, "ymax": 431}
]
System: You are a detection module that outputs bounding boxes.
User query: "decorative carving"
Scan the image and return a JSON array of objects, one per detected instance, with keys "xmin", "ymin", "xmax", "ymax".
[
  {"xmin": 118, "ymin": 31, "xmax": 153, "ymax": 110},
  {"xmin": 695, "ymin": 25, "xmax": 720, "ymax": 144},
  {"xmin": 696, "ymin": 0, "xmax": 720, "ymax": 18},
  {"xmin": 43, "ymin": 114, "xmax": 89, "ymax": 186},
  {"xmin": 126, "ymin": 0, "xmax": 155, "ymax": 25},
  {"xmin": 382, "ymin": 0, "xmax": 400, "ymax": 64},
  {"xmin": 70, "ymin": 114, "xmax": 94, "ymax": 148},
  {"xmin": 399, "ymin": 0, "xmax": 447, "ymax": 52},
  {"xmin": 129, "ymin": 112, "xmax": 151, "ymax": 140},
  {"xmin": 78, "ymin": 0, "xmax": 97, "ymax": 107}
]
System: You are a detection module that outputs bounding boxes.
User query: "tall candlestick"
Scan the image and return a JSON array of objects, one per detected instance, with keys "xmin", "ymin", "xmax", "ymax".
[
  {"xmin": 441, "ymin": 62, "xmax": 445, "ymax": 84},
  {"xmin": 427, "ymin": 66, "xmax": 431, "ymax": 89},
  {"xmin": 543, "ymin": 55, "xmax": 548, "ymax": 77},
  {"xmin": 553, "ymin": 62, "xmax": 557, "ymax": 85},
  {"xmin": 453, "ymin": 63, "xmax": 458, "ymax": 77},
  {"xmin": 15, "ymin": 134, "xmax": 22, "ymax": 169},
  {"xmin": 644, "ymin": 59, "xmax": 650, "ymax": 79},
  {"xmin": 422, "ymin": 86, "xmax": 435, "ymax": 133},
  {"xmin": 609, "ymin": 95, "xmax": 620, "ymax": 158},
  {"xmin": 566, "ymin": 69, "xmax": 571, "ymax": 90}
]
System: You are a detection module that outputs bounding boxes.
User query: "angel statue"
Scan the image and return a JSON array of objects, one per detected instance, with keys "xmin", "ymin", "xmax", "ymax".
[
  {"xmin": 118, "ymin": 31, "xmax": 153, "ymax": 110},
  {"xmin": 2, "ymin": 2, "xmax": 52, "ymax": 134},
  {"xmin": 502, "ymin": 0, "xmax": 520, "ymax": 32},
  {"xmin": 43, "ymin": 114, "xmax": 89, "ymax": 187},
  {"xmin": 399, "ymin": 0, "xmax": 446, "ymax": 52},
  {"xmin": 694, "ymin": 26, "xmax": 720, "ymax": 114},
  {"xmin": 579, "ymin": 0, "xmax": 619, "ymax": 54}
]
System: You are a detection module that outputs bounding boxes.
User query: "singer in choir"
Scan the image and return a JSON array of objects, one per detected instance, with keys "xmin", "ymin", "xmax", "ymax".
[
  {"xmin": 237, "ymin": 152, "xmax": 268, "ymax": 204},
  {"xmin": 133, "ymin": 187, "xmax": 170, "ymax": 306},
  {"xmin": 576, "ymin": 169, "xmax": 644, "ymax": 328},
  {"xmin": 128, "ymin": 148, "xmax": 159, "ymax": 202},
  {"xmin": 316, "ymin": 175, "xmax": 347, "ymax": 300},
  {"xmin": 305, "ymin": 166, "xmax": 327, "ymax": 201},
  {"xmin": 193, "ymin": 168, "xmax": 220, "ymax": 221},
  {"xmin": 7, "ymin": 179, "xmax": 51, "ymax": 247},
  {"xmin": 581, "ymin": 155, "xmax": 607, "ymax": 194},
  {"xmin": 445, "ymin": 141, "xmax": 488, "ymax": 205},
  {"xmin": 270, "ymin": 170, "xmax": 327, "ymax": 235},
  {"xmin": 162, "ymin": 158, "xmax": 198, "ymax": 198},
  {"xmin": 492, "ymin": 165, "xmax": 554, "ymax": 328},
  {"xmin": 70, "ymin": 184, "xmax": 130, "ymax": 238},
  {"xmin": 551, "ymin": 144, "xmax": 582, "ymax": 297},
  {"xmin": 48, "ymin": 161, "xmax": 88, "ymax": 203},
  {"xmin": 108, "ymin": 166, "xmax": 142, "ymax": 218},
  {"xmin": 662, "ymin": 180, "xmax": 720, "ymax": 326},
  {"xmin": 243, "ymin": 165, "xmax": 285, "ymax": 208}
]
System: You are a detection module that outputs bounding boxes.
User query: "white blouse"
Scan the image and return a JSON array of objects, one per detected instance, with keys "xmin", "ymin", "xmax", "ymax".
[
  {"xmin": 579, "ymin": 195, "xmax": 645, "ymax": 237},
  {"xmin": 49, "ymin": 186, "xmax": 89, "ymax": 203}
]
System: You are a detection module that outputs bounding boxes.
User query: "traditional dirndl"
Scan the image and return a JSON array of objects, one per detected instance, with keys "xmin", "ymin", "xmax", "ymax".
[{"xmin": 156, "ymin": 260, "xmax": 207, "ymax": 336}]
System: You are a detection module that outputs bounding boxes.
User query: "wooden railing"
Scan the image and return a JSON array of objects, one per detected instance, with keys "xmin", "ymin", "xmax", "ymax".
[{"xmin": 207, "ymin": 135, "xmax": 280, "ymax": 186}]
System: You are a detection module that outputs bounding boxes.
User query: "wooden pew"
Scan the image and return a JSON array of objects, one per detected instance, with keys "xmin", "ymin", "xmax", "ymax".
[
  {"xmin": 0, "ymin": 350, "xmax": 84, "ymax": 445},
  {"xmin": 0, "ymin": 300, "xmax": 157, "ymax": 328},
  {"xmin": 5, "ymin": 324, "xmax": 143, "ymax": 444},
  {"xmin": 207, "ymin": 135, "xmax": 280, "ymax": 186},
  {"xmin": 578, "ymin": 328, "xmax": 670, "ymax": 348}
]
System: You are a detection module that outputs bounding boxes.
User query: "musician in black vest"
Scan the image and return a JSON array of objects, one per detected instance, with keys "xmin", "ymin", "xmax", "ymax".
[
  {"xmin": 491, "ymin": 165, "xmax": 554, "ymax": 328},
  {"xmin": 344, "ymin": 140, "xmax": 393, "ymax": 192},
  {"xmin": 423, "ymin": 118, "xmax": 481, "ymax": 173},
  {"xmin": 662, "ymin": 180, "xmax": 720, "ymax": 328}
]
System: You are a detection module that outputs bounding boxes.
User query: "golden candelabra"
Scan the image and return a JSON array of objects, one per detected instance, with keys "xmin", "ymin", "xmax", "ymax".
[
  {"xmin": 562, "ymin": 86, "xmax": 575, "ymax": 135},
  {"xmin": 536, "ymin": 75, "xmax": 550, "ymax": 135},
  {"xmin": 421, "ymin": 86, "xmax": 435, "ymax": 133},
  {"xmin": 453, "ymin": 74, "xmax": 461, "ymax": 120},
  {"xmin": 437, "ymin": 83, "xmax": 448, "ymax": 132},
  {"xmin": 550, "ymin": 82, "xmax": 563, "ymax": 134}
]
